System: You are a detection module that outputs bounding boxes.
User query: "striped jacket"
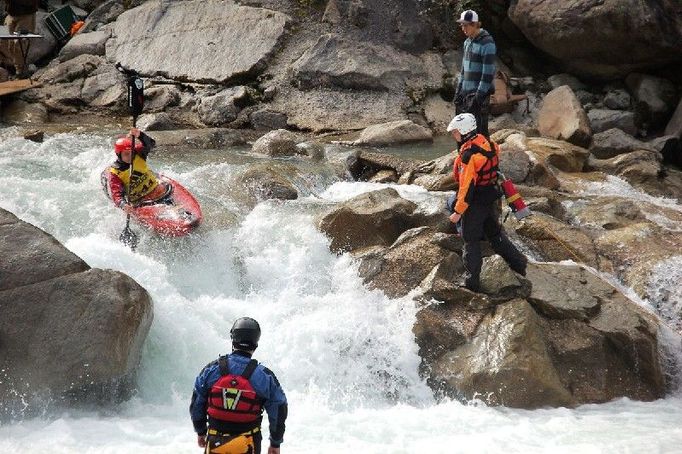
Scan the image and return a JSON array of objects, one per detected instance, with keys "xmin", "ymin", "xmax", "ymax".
[{"xmin": 456, "ymin": 29, "xmax": 497, "ymax": 100}]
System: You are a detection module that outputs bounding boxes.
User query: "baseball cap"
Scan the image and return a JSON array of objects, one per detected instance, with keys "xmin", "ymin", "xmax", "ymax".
[{"xmin": 457, "ymin": 10, "xmax": 479, "ymax": 24}]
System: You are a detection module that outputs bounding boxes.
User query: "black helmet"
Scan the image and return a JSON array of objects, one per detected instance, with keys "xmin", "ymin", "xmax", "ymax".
[{"xmin": 230, "ymin": 317, "xmax": 261, "ymax": 350}]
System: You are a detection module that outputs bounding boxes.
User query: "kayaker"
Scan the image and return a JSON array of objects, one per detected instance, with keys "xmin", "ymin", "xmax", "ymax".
[
  {"xmin": 447, "ymin": 113, "xmax": 527, "ymax": 291},
  {"xmin": 190, "ymin": 317, "xmax": 288, "ymax": 454},
  {"xmin": 102, "ymin": 127, "xmax": 170, "ymax": 212}
]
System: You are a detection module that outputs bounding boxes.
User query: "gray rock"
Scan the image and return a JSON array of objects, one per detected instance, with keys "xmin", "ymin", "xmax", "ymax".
[
  {"xmin": 108, "ymin": 0, "xmax": 289, "ymax": 84},
  {"xmin": 527, "ymin": 263, "xmax": 602, "ymax": 319},
  {"xmin": 197, "ymin": 86, "xmax": 249, "ymax": 126},
  {"xmin": 588, "ymin": 109, "xmax": 637, "ymax": 135},
  {"xmin": 509, "ymin": 1, "xmax": 682, "ymax": 78},
  {"xmin": 59, "ymin": 30, "xmax": 111, "ymax": 62},
  {"xmin": 547, "ymin": 73, "xmax": 586, "ymax": 92},
  {"xmin": 432, "ymin": 299, "xmax": 574, "ymax": 408},
  {"xmin": 38, "ymin": 54, "xmax": 106, "ymax": 84},
  {"xmin": 538, "ymin": 85, "xmax": 592, "ymax": 147},
  {"xmin": 590, "ymin": 128, "xmax": 652, "ymax": 159},
  {"xmin": 626, "ymin": 73, "xmax": 678, "ymax": 127},
  {"xmin": 353, "ymin": 120, "xmax": 433, "ymax": 146},
  {"xmin": 665, "ymin": 97, "xmax": 682, "ymax": 139},
  {"xmin": 143, "ymin": 85, "xmax": 181, "ymax": 113},
  {"xmin": 234, "ymin": 163, "xmax": 298, "ymax": 204},
  {"xmin": 318, "ymin": 188, "xmax": 418, "ymax": 253},
  {"xmin": 480, "ymin": 255, "xmax": 532, "ymax": 302},
  {"xmin": 252, "ymin": 129, "xmax": 300, "ymax": 157},
  {"xmin": 603, "ymin": 89, "xmax": 631, "ymax": 110},
  {"xmin": 0, "ymin": 210, "xmax": 89, "ymax": 291},
  {"xmin": 357, "ymin": 227, "xmax": 454, "ymax": 298},
  {"xmin": 292, "ymin": 34, "xmax": 444, "ymax": 92},
  {"xmin": 250, "ymin": 109, "xmax": 288, "ymax": 130},
  {"xmin": 136, "ymin": 112, "xmax": 183, "ymax": 131},
  {"xmin": 80, "ymin": 67, "xmax": 126, "ymax": 107}
]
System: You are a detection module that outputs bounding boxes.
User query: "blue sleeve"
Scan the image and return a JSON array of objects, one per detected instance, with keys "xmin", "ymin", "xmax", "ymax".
[
  {"xmin": 252, "ymin": 366, "xmax": 288, "ymax": 447},
  {"xmin": 189, "ymin": 362, "xmax": 217, "ymax": 435},
  {"xmin": 477, "ymin": 42, "xmax": 497, "ymax": 97}
]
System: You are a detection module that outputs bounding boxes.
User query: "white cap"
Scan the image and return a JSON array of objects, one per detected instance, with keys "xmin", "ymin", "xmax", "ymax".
[{"xmin": 457, "ymin": 10, "xmax": 479, "ymax": 24}]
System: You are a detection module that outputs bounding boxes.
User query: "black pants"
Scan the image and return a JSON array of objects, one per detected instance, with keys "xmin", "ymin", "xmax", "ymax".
[
  {"xmin": 456, "ymin": 93, "xmax": 490, "ymax": 137},
  {"xmin": 461, "ymin": 201, "xmax": 527, "ymax": 291}
]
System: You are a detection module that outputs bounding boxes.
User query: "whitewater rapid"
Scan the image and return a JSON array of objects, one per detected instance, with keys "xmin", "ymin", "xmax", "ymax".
[{"xmin": 1, "ymin": 132, "xmax": 681, "ymax": 453}]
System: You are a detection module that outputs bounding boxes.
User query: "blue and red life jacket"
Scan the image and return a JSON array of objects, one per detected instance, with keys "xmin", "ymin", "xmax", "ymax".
[{"xmin": 207, "ymin": 357, "xmax": 264, "ymax": 424}]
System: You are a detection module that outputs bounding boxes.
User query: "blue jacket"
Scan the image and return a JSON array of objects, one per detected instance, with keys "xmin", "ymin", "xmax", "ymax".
[
  {"xmin": 190, "ymin": 350, "xmax": 288, "ymax": 447},
  {"xmin": 457, "ymin": 28, "xmax": 497, "ymax": 99}
]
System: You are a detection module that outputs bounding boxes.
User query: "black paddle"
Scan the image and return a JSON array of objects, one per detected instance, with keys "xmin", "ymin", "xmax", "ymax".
[{"xmin": 116, "ymin": 63, "xmax": 144, "ymax": 250}]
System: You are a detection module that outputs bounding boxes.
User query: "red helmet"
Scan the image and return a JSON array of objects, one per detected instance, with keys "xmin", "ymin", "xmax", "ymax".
[{"xmin": 114, "ymin": 136, "xmax": 145, "ymax": 154}]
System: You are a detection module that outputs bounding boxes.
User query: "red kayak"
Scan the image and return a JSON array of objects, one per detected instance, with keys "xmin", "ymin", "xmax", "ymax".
[{"xmin": 102, "ymin": 173, "xmax": 202, "ymax": 237}]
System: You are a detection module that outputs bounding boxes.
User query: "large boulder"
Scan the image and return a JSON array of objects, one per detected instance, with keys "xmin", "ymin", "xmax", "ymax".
[
  {"xmin": 107, "ymin": 0, "xmax": 289, "ymax": 83},
  {"xmin": 0, "ymin": 209, "xmax": 153, "ymax": 418},
  {"xmin": 538, "ymin": 85, "xmax": 592, "ymax": 147},
  {"xmin": 318, "ymin": 188, "xmax": 418, "ymax": 253},
  {"xmin": 431, "ymin": 299, "xmax": 574, "ymax": 408},
  {"xmin": 357, "ymin": 227, "xmax": 455, "ymax": 298},
  {"xmin": 233, "ymin": 162, "xmax": 299, "ymax": 205},
  {"xmin": 508, "ymin": 0, "xmax": 682, "ymax": 78},
  {"xmin": 588, "ymin": 109, "xmax": 637, "ymax": 136},
  {"xmin": 353, "ymin": 120, "xmax": 433, "ymax": 146},
  {"xmin": 59, "ymin": 30, "xmax": 111, "ymax": 62},
  {"xmin": 590, "ymin": 128, "xmax": 652, "ymax": 159}
]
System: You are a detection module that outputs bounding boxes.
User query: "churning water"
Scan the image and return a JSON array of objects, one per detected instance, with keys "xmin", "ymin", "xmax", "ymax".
[{"xmin": 1, "ymin": 132, "xmax": 681, "ymax": 453}]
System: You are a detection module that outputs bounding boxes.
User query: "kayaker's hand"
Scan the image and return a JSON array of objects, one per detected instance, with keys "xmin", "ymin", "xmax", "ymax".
[
  {"xmin": 267, "ymin": 447, "xmax": 280, "ymax": 454},
  {"xmin": 449, "ymin": 212, "xmax": 461, "ymax": 224},
  {"xmin": 122, "ymin": 203, "xmax": 134, "ymax": 214},
  {"xmin": 197, "ymin": 434, "xmax": 207, "ymax": 448},
  {"xmin": 130, "ymin": 128, "xmax": 141, "ymax": 138}
]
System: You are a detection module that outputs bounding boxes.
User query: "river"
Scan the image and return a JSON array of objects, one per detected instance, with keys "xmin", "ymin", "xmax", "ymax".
[{"xmin": 1, "ymin": 130, "xmax": 681, "ymax": 453}]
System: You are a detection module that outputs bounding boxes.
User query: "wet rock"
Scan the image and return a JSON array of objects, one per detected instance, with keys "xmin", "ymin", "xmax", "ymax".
[
  {"xmin": 432, "ymin": 299, "xmax": 574, "ymax": 408},
  {"xmin": 23, "ymin": 130, "xmax": 44, "ymax": 142},
  {"xmin": 318, "ymin": 188, "xmax": 417, "ymax": 253},
  {"xmin": 515, "ymin": 213, "xmax": 600, "ymax": 269},
  {"xmin": 0, "ymin": 209, "xmax": 153, "ymax": 418},
  {"xmin": 38, "ymin": 54, "xmax": 106, "ymax": 84},
  {"xmin": 252, "ymin": 129, "xmax": 300, "ymax": 157},
  {"xmin": 2, "ymin": 100, "xmax": 48, "ymax": 125},
  {"xmin": 480, "ymin": 255, "xmax": 532, "ymax": 302},
  {"xmin": 346, "ymin": 150, "xmax": 423, "ymax": 181},
  {"xmin": 538, "ymin": 85, "xmax": 592, "ymax": 148},
  {"xmin": 234, "ymin": 163, "xmax": 298, "ymax": 203},
  {"xmin": 368, "ymin": 169, "xmax": 398, "ymax": 183},
  {"xmin": 357, "ymin": 227, "xmax": 454, "ymax": 298},
  {"xmin": 526, "ymin": 263, "xmax": 602, "ymax": 320},
  {"xmin": 0, "ymin": 209, "xmax": 89, "ymax": 291}
]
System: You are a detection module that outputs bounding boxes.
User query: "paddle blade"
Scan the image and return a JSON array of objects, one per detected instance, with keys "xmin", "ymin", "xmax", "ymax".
[{"xmin": 119, "ymin": 225, "xmax": 139, "ymax": 251}]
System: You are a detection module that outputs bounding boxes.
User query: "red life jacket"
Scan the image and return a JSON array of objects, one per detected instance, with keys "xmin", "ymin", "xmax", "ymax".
[
  {"xmin": 207, "ymin": 357, "xmax": 263, "ymax": 424},
  {"xmin": 460, "ymin": 134, "xmax": 500, "ymax": 187}
]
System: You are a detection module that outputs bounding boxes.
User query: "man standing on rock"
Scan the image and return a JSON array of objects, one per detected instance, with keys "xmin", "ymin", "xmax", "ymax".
[
  {"xmin": 447, "ymin": 113, "xmax": 527, "ymax": 292},
  {"xmin": 453, "ymin": 9, "xmax": 496, "ymax": 137},
  {"xmin": 1, "ymin": 0, "xmax": 39, "ymax": 78},
  {"xmin": 190, "ymin": 317, "xmax": 288, "ymax": 454}
]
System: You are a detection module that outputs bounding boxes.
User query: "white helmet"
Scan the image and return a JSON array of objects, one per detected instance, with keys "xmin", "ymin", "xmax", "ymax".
[{"xmin": 447, "ymin": 113, "xmax": 477, "ymax": 135}]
